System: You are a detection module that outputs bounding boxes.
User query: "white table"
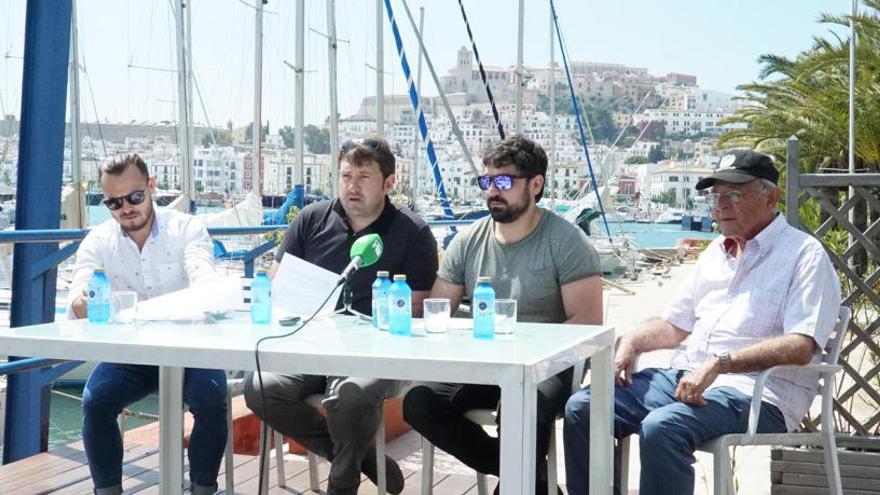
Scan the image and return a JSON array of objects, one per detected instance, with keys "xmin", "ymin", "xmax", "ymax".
[{"xmin": 0, "ymin": 316, "xmax": 614, "ymax": 495}]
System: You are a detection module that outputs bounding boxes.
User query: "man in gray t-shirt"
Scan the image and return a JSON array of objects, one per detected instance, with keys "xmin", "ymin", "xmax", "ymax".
[
  {"xmin": 403, "ymin": 135, "xmax": 602, "ymax": 495},
  {"xmin": 440, "ymin": 207, "xmax": 600, "ymax": 323}
]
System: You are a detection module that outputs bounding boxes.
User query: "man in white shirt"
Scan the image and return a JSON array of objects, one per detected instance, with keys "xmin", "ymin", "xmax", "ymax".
[
  {"xmin": 562, "ymin": 149, "xmax": 841, "ymax": 495},
  {"xmin": 67, "ymin": 154, "xmax": 227, "ymax": 495}
]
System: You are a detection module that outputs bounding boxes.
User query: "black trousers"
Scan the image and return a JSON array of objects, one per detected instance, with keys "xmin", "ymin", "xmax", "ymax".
[{"xmin": 403, "ymin": 368, "xmax": 572, "ymax": 495}]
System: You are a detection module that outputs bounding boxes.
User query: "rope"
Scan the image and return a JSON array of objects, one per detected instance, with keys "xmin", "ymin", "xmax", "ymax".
[
  {"xmin": 455, "ymin": 0, "xmax": 505, "ymax": 139},
  {"xmin": 383, "ymin": 0, "xmax": 454, "ymax": 220},
  {"xmin": 50, "ymin": 388, "xmax": 160, "ymax": 421},
  {"xmin": 549, "ymin": 0, "xmax": 611, "ymax": 237}
]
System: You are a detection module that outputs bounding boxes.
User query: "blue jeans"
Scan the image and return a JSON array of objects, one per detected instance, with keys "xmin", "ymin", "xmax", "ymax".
[
  {"xmin": 81, "ymin": 363, "xmax": 228, "ymax": 491},
  {"xmin": 562, "ymin": 368, "xmax": 787, "ymax": 495}
]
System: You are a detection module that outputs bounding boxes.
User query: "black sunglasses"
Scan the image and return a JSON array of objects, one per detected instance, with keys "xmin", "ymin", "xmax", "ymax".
[
  {"xmin": 477, "ymin": 174, "xmax": 529, "ymax": 191},
  {"xmin": 340, "ymin": 138, "xmax": 381, "ymax": 153},
  {"xmin": 103, "ymin": 188, "xmax": 147, "ymax": 211}
]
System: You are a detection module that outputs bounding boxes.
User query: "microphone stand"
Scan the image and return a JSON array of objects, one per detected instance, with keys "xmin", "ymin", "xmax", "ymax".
[{"xmin": 333, "ymin": 284, "xmax": 370, "ymax": 322}]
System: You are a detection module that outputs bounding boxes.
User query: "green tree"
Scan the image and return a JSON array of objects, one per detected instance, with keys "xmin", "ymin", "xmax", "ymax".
[
  {"xmin": 588, "ymin": 106, "xmax": 619, "ymax": 143},
  {"xmin": 279, "ymin": 125, "xmax": 296, "ymax": 149},
  {"xmin": 303, "ymin": 124, "xmax": 331, "ymax": 154},
  {"xmin": 245, "ymin": 121, "xmax": 270, "ymax": 143},
  {"xmin": 201, "ymin": 129, "xmax": 232, "ymax": 147},
  {"xmin": 624, "ymin": 155, "xmax": 649, "ymax": 165},
  {"xmin": 648, "ymin": 145, "xmax": 665, "ymax": 162},
  {"xmin": 718, "ymin": 2, "xmax": 880, "ymax": 172}
]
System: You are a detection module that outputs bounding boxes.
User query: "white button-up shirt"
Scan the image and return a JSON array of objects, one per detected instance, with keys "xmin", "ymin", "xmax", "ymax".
[
  {"xmin": 664, "ymin": 214, "xmax": 841, "ymax": 430},
  {"xmin": 66, "ymin": 207, "xmax": 217, "ymax": 317}
]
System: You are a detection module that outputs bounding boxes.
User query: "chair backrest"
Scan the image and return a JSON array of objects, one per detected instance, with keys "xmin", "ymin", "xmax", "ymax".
[{"xmin": 821, "ymin": 306, "xmax": 852, "ymax": 366}]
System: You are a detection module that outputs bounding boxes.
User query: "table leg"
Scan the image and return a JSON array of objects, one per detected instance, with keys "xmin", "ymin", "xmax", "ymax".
[
  {"xmin": 589, "ymin": 346, "xmax": 614, "ymax": 495},
  {"xmin": 499, "ymin": 370, "xmax": 531, "ymax": 495},
  {"xmin": 159, "ymin": 366, "xmax": 184, "ymax": 495}
]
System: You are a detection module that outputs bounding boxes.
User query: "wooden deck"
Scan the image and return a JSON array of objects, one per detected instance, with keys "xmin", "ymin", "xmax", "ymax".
[{"xmin": 0, "ymin": 433, "xmax": 491, "ymax": 494}]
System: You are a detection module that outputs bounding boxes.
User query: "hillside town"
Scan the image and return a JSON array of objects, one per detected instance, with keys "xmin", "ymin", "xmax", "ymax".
[{"xmin": 0, "ymin": 47, "xmax": 746, "ymax": 212}]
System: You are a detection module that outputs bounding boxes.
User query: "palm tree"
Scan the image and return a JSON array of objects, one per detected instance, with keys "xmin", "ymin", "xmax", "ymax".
[{"xmin": 718, "ymin": 1, "xmax": 880, "ymax": 173}]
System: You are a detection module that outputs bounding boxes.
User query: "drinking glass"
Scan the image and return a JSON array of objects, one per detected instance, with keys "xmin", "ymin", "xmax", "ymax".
[
  {"xmin": 423, "ymin": 298, "xmax": 451, "ymax": 334},
  {"xmin": 112, "ymin": 291, "xmax": 138, "ymax": 324},
  {"xmin": 494, "ymin": 299, "xmax": 517, "ymax": 335}
]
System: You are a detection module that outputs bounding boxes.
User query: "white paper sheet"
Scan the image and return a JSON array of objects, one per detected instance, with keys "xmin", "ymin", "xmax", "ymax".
[
  {"xmin": 271, "ymin": 253, "xmax": 342, "ymax": 318},
  {"xmin": 135, "ymin": 278, "xmax": 245, "ymax": 321}
]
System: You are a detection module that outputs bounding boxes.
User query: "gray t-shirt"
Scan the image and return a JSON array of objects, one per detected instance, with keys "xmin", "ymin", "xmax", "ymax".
[{"xmin": 439, "ymin": 209, "xmax": 601, "ymax": 323}]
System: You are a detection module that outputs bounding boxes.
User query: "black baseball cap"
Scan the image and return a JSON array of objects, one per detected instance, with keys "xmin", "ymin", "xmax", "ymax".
[{"xmin": 696, "ymin": 149, "xmax": 779, "ymax": 190}]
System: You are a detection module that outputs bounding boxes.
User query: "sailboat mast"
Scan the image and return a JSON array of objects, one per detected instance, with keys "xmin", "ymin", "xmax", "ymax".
[
  {"xmin": 173, "ymin": 0, "xmax": 193, "ymax": 209},
  {"xmin": 252, "ymin": 0, "xmax": 263, "ymax": 195},
  {"xmin": 376, "ymin": 0, "xmax": 384, "ymax": 136},
  {"xmin": 68, "ymin": 0, "xmax": 85, "ymax": 227},
  {"xmin": 294, "ymin": 0, "xmax": 305, "ymax": 204},
  {"xmin": 548, "ymin": 7, "xmax": 556, "ymax": 210},
  {"xmin": 411, "ymin": 6, "xmax": 424, "ymax": 200},
  {"xmin": 400, "ymin": 0, "xmax": 479, "ymax": 181},
  {"xmin": 515, "ymin": 0, "xmax": 524, "ymax": 133},
  {"xmin": 327, "ymin": 0, "xmax": 339, "ymax": 196}
]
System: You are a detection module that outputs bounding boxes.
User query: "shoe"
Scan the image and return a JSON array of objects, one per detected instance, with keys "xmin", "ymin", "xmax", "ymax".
[{"xmin": 361, "ymin": 449, "xmax": 405, "ymax": 494}]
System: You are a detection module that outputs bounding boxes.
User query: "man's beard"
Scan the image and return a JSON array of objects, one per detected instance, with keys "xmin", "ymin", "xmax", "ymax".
[
  {"xmin": 487, "ymin": 196, "xmax": 528, "ymax": 224},
  {"xmin": 121, "ymin": 206, "xmax": 154, "ymax": 234}
]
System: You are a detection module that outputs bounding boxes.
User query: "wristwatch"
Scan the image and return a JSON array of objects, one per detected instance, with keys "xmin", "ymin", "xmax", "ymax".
[{"xmin": 714, "ymin": 351, "xmax": 732, "ymax": 374}]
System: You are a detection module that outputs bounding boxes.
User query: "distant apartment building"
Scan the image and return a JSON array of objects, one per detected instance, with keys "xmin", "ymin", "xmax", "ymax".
[
  {"xmin": 635, "ymin": 108, "xmax": 745, "ymax": 136},
  {"xmin": 647, "ymin": 163, "xmax": 713, "ymax": 206}
]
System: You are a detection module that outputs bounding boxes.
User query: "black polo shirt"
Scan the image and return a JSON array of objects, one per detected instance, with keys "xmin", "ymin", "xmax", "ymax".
[{"xmin": 274, "ymin": 197, "xmax": 438, "ymax": 314}]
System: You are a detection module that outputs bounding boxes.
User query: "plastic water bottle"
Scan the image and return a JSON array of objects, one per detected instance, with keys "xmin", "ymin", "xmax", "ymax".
[
  {"xmin": 251, "ymin": 271, "xmax": 272, "ymax": 324},
  {"xmin": 388, "ymin": 274, "xmax": 412, "ymax": 336},
  {"xmin": 472, "ymin": 276, "xmax": 495, "ymax": 340},
  {"xmin": 87, "ymin": 268, "xmax": 111, "ymax": 324},
  {"xmin": 371, "ymin": 271, "xmax": 392, "ymax": 330}
]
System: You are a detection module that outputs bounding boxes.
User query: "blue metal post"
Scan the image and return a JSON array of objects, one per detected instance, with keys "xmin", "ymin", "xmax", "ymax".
[{"xmin": 4, "ymin": 0, "xmax": 73, "ymax": 463}]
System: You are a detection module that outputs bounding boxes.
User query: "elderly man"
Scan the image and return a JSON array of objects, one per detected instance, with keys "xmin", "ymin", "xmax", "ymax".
[{"xmin": 562, "ymin": 149, "xmax": 841, "ymax": 495}]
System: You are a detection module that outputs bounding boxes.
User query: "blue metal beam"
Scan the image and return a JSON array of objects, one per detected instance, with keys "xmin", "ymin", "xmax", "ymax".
[
  {"xmin": 5, "ymin": 0, "xmax": 73, "ymax": 464},
  {"xmin": 0, "ymin": 225, "xmax": 284, "ymax": 244}
]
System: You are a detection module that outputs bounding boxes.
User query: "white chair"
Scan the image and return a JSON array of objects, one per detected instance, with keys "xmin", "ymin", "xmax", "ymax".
[
  {"xmin": 620, "ymin": 305, "xmax": 851, "ymax": 495},
  {"xmin": 420, "ymin": 291, "xmax": 610, "ymax": 495}
]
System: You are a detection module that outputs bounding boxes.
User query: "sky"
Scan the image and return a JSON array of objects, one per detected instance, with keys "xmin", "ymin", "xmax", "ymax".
[{"xmin": 0, "ymin": 0, "xmax": 851, "ymax": 131}]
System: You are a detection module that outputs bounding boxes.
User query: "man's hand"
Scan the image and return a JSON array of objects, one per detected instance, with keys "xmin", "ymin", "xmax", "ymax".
[
  {"xmin": 71, "ymin": 289, "xmax": 88, "ymax": 319},
  {"xmin": 614, "ymin": 337, "xmax": 638, "ymax": 386},
  {"xmin": 674, "ymin": 356, "xmax": 721, "ymax": 406}
]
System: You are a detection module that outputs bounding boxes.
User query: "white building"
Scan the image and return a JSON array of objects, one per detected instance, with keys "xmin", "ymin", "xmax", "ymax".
[
  {"xmin": 635, "ymin": 108, "xmax": 746, "ymax": 136},
  {"xmin": 647, "ymin": 163, "xmax": 713, "ymax": 207}
]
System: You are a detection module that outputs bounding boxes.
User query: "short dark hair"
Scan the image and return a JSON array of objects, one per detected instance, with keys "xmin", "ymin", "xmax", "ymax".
[
  {"xmin": 482, "ymin": 134, "xmax": 548, "ymax": 201},
  {"xmin": 100, "ymin": 153, "xmax": 150, "ymax": 181},
  {"xmin": 338, "ymin": 136, "xmax": 395, "ymax": 178}
]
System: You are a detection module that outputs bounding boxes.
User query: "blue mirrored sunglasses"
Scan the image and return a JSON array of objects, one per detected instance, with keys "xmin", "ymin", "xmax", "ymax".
[{"xmin": 477, "ymin": 174, "xmax": 529, "ymax": 191}]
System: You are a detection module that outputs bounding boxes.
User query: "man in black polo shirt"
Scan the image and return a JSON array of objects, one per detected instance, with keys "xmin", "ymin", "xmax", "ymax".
[{"xmin": 244, "ymin": 136, "xmax": 437, "ymax": 495}]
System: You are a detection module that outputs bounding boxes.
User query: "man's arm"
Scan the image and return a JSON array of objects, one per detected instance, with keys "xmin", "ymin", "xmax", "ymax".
[
  {"xmin": 411, "ymin": 290, "xmax": 430, "ymax": 318},
  {"xmin": 675, "ymin": 333, "xmax": 816, "ymax": 406},
  {"xmin": 67, "ymin": 234, "xmax": 103, "ymax": 319},
  {"xmin": 182, "ymin": 217, "xmax": 218, "ymax": 286},
  {"xmin": 429, "ymin": 277, "xmax": 464, "ymax": 315},
  {"xmin": 561, "ymin": 275, "xmax": 603, "ymax": 325},
  {"xmin": 615, "ymin": 317, "xmax": 689, "ymax": 386}
]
